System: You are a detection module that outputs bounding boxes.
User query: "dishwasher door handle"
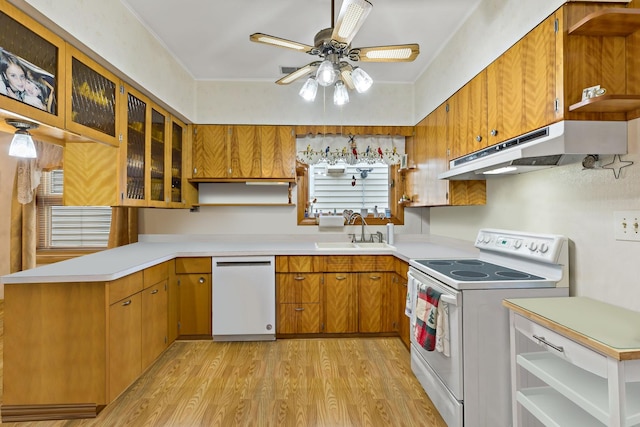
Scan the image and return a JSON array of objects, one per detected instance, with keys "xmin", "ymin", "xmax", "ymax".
[{"xmin": 215, "ymin": 261, "xmax": 272, "ymax": 267}]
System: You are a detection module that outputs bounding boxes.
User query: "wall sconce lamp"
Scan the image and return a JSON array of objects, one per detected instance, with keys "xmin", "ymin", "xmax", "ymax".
[{"xmin": 6, "ymin": 118, "xmax": 38, "ymax": 158}]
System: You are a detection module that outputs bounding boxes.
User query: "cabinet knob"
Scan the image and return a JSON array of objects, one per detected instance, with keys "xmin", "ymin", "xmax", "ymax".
[
  {"xmin": 490, "ymin": 129, "xmax": 498, "ymax": 137},
  {"xmin": 476, "ymin": 135, "xmax": 482, "ymax": 142},
  {"xmin": 199, "ymin": 277, "xmax": 205, "ymax": 284},
  {"xmin": 193, "ymin": 167, "xmax": 198, "ymax": 174}
]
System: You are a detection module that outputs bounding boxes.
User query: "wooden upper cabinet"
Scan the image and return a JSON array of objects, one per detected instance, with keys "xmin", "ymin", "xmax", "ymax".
[
  {"xmin": 487, "ymin": 11, "xmax": 559, "ymax": 146},
  {"xmin": 65, "ymin": 44, "xmax": 121, "ymax": 147},
  {"xmin": 192, "ymin": 125, "xmax": 296, "ymax": 181},
  {"xmin": 0, "ymin": 0, "xmax": 66, "ymax": 132},
  {"xmin": 448, "ymin": 70, "xmax": 488, "ymax": 160},
  {"xmin": 259, "ymin": 126, "xmax": 296, "ymax": 179}
]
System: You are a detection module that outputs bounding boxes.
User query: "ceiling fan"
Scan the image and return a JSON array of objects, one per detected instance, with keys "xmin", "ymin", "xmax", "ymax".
[{"xmin": 249, "ymin": 0, "xmax": 419, "ymax": 104}]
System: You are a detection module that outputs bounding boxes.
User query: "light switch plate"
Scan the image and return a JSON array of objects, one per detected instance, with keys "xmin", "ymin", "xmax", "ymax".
[{"xmin": 614, "ymin": 211, "xmax": 640, "ymax": 241}]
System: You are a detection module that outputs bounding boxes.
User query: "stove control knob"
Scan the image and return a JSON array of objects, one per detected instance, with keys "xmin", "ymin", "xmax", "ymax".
[
  {"xmin": 528, "ymin": 241, "xmax": 538, "ymax": 251},
  {"xmin": 539, "ymin": 243, "xmax": 549, "ymax": 253},
  {"xmin": 483, "ymin": 235, "xmax": 492, "ymax": 244},
  {"xmin": 513, "ymin": 239, "xmax": 522, "ymax": 249},
  {"xmin": 477, "ymin": 233, "xmax": 485, "ymax": 244}
]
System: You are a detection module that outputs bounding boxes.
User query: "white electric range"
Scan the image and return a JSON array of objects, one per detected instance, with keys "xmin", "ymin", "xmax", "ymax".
[{"xmin": 407, "ymin": 229, "xmax": 570, "ymax": 427}]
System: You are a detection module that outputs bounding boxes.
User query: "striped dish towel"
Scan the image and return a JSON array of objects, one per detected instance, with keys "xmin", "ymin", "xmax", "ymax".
[{"xmin": 414, "ymin": 284, "xmax": 442, "ymax": 351}]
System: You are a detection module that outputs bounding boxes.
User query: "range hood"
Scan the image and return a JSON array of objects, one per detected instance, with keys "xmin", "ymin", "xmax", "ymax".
[{"xmin": 439, "ymin": 121, "xmax": 628, "ymax": 180}]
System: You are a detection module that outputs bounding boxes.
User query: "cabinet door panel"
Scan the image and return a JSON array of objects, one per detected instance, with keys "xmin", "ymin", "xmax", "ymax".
[
  {"xmin": 298, "ymin": 303, "xmax": 321, "ymax": 334},
  {"xmin": 260, "ymin": 126, "xmax": 295, "ymax": 179},
  {"xmin": 324, "ymin": 273, "xmax": 357, "ymax": 333},
  {"xmin": 229, "ymin": 125, "xmax": 261, "ymax": 178},
  {"xmin": 193, "ymin": 125, "xmax": 228, "ymax": 178},
  {"xmin": 487, "ymin": 13, "xmax": 557, "ymax": 145},
  {"xmin": 178, "ymin": 273, "xmax": 211, "ymax": 336},
  {"xmin": 109, "ymin": 293, "xmax": 142, "ymax": 401},
  {"xmin": 141, "ymin": 281, "xmax": 168, "ymax": 368},
  {"xmin": 358, "ymin": 272, "xmax": 384, "ymax": 333}
]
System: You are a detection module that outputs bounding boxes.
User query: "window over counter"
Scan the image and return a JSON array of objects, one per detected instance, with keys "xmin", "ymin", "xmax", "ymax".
[
  {"xmin": 296, "ymin": 134, "xmax": 405, "ymax": 225},
  {"xmin": 37, "ymin": 170, "xmax": 112, "ymax": 249}
]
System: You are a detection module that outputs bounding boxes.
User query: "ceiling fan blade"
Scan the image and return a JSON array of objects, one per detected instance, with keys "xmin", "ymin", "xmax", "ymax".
[
  {"xmin": 250, "ymin": 33, "xmax": 314, "ymax": 53},
  {"xmin": 350, "ymin": 44, "xmax": 420, "ymax": 62},
  {"xmin": 339, "ymin": 63, "xmax": 355, "ymax": 90},
  {"xmin": 276, "ymin": 62, "xmax": 320, "ymax": 85},
  {"xmin": 331, "ymin": 0, "xmax": 373, "ymax": 46}
]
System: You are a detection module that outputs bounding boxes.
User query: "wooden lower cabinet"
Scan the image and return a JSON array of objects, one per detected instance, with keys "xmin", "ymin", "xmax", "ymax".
[
  {"xmin": 175, "ymin": 257, "xmax": 212, "ymax": 337},
  {"xmin": 109, "ymin": 292, "xmax": 142, "ymax": 402},
  {"xmin": 141, "ymin": 279, "xmax": 168, "ymax": 368},
  {"xmin": 324, "ymin": 272, "xmax": 358, "ymax": 333},
  {"xmin": 276, "ymin": 272, "xmax": 322, "ymax": 334},
  {"xmin": 358, "ymin": 272, "xmax": 397, "ymax": 333}
]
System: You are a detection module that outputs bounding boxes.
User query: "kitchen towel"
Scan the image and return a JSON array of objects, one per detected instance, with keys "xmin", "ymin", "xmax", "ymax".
[
  {"xmin": 435, "ymin": 301, "xmax": 450, "ymax": 357},
  {"xmin": 405, "ymin": 275, "xmax": 417, "ymax": 322},
  {"xmin": 414, "ymin": 284, "xmax": 441, "ymax": 351}
]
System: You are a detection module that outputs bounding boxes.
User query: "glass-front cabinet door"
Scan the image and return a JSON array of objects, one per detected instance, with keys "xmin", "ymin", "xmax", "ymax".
[
  {"xmin": 121, "ymin": 85, "xmax": 148, "ymax": 206},
  {"xmin": 169, "ymin": 118, "xmax": 186, "ymax": 207},
  {"xmin": 65, "ymin": 45, "xmax": 120, "ymax": 147},
  {"xmin": 0, "ymin": 2, "xmax": 66, "ymax": 130},
  {"xmin": 149, "ymin": 106, "xmax": 167, "ymax": 207}
]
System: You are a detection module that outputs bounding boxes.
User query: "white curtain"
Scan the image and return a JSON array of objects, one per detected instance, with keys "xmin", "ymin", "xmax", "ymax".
[{"xmin": 16, "ymin": 140, "xmax": 63, "ymax": 204}]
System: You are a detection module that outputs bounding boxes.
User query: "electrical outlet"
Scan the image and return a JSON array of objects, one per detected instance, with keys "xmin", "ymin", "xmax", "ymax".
[{"xmin": 614, "ymin": 211, "xmax": 640, "ymax": 241}]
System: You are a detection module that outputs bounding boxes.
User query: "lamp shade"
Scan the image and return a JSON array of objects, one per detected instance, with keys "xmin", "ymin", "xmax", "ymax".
[
  {"xmin": 351, "ymin": 67, "xmax": 373, "ymax": 93},
  {"xmin": 299, "ymin": 77, "xmax": 318, "ymax": 101},
  {"xmin": 316, "ymin": 59, "xmax": 338, "ymax": 87},
  {"xmin": 8, "ymin": 130, "xmax": 37, "ymax": 158},
  {"xmin": 333, "ymin": 81, "xmax": 349, "ymax": 106}
]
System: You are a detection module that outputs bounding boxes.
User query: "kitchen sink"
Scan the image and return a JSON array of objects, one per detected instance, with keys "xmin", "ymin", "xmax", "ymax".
[{"xmin": 314, "ymin": 242, "xmax": 395, "ymax": 250}]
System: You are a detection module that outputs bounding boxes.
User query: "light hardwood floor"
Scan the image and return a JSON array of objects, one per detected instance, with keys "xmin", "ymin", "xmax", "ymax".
[{"xmin": 0, "ymin": 300, "xmax": 447, "ymax": 426}]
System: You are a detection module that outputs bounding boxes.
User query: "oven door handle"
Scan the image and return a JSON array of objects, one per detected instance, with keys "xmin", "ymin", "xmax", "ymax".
[{"xmin": 440, "ymin": 294, "xmax": 458, "ymax": 306}]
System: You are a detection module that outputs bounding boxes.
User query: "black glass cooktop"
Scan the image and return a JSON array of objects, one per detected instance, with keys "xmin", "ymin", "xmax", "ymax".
[{"xmin": 413, "ymin": 259, "xmax": 545, "ymax": 282}]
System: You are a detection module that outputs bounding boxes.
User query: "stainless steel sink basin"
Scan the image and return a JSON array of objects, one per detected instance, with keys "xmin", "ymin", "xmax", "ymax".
[{"xmin": 314, "ymin": 242, "xmax": 395, "ymax": 250}]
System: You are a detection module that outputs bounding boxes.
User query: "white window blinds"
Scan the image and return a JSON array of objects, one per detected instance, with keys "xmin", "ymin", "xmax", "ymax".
[
  {"xmin": 37, "ymin": 170, "xmax": 112, "ymax": 248},
  {"xmin": 309, "ymin": 163, "xmax": 389, "ymax": 215}
]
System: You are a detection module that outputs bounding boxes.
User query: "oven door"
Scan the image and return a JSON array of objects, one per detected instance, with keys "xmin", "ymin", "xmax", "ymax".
[{"xmin": 408, "ymin": 268, "xmax": 463, "ymax": 401}]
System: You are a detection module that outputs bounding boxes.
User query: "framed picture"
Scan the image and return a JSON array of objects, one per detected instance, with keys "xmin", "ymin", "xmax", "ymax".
[
  {"xmin": 400, "ymin": 153, "xmax": 408, "ymax": 169},
  {"xmin": 0, "ymin": 47, "xmax": 56, "ymax": 114}
]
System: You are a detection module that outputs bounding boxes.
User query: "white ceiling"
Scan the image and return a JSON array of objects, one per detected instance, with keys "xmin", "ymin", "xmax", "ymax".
[{"xmin": 120, "ymin": 0, "xmax": 482, "ymax": 85}]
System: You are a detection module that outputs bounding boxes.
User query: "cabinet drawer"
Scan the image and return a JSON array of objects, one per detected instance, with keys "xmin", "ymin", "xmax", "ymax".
[
  {"xmin": 143, "ymin": 262, "xmax": 169, "ymax": 289},
  {"xmin": 276, "ymin": 273, "xmax": 322, "ymax": 303},
  {"xmin": 175, "ymin": 257, "xmax": 212, "ymax": 274},
  {"xmin": 109, "ymin": 272, "xmax": 143, "ymax": 305},
  {"xmin": 514, "ymin": 313, "xmax": 607, "ymax": 378},
  {"xmin": 276, "ymin": 256, "xmax": 323, "ymax": 272}
]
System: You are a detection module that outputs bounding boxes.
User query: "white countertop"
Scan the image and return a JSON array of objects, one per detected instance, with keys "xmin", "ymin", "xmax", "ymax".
[{"xmin": 1, "ymin": 234, "xmax": 478, "ymax": 284}]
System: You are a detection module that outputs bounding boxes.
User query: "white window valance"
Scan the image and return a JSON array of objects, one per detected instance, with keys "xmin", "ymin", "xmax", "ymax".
[{"xmin": 296, "ymin": 134, "xmax": 405, "ymax": 165}]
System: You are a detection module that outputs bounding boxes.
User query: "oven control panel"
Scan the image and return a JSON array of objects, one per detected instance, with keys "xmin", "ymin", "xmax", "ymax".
[{"xmin": 475, "ymin": 229, "xmax": 567, "ymax": 264}]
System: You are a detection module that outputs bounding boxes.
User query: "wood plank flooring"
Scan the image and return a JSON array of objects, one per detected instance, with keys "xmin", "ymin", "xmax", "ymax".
[{"xmin": 0, "ymin": 300, "xmax": 447, "ymax": 426}]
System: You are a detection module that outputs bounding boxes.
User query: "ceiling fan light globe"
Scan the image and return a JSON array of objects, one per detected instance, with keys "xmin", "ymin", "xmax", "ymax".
[
  {"xmin": 351, "ymin": 67, "xmax": 373, "ymax": 93},
  {"xmin": 333, "ymin": 81, "xmax": 349, "ymax": 106},
  {"xmin": 299, "ymin": 77, "xmax": 318, "ymax": 101},
  {"xmin": 9, "ymin": 130, "xmax": 37, "ymax": 158},
  {"xmin": 316, "ymin": 60, "xmax": 338, "ymax": 87}
]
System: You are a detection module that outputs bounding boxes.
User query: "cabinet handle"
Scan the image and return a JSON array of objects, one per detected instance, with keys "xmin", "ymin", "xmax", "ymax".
[
  {"xmin": 150, "ymin": 289, "xmax": 159, "ymax": 294},
  {"xmin": 294, "ymin": 276, "xmax": 305, "ymax": 281},
  {"xmin": 475, "ymin": 135, "xmax": 482, "ymax": 142},
  {"xmin": 122, "ymin": 300, "xmax": 132, "ymax": 306},
  {"xmin": 336, "ymin": 275, "xmax": 346, "ymax": 280},
  {"xmin": 199, "ymin": 277, "xmax": 205, "ymax": 284},
  {"xmin": 532, "ymin": 334, "xmax": 564, "ymax": 353},
  {"xmin": 369, "ymin": 275, "xmax": 381, "ymax": 280},
  {"xmin": 490, "ymin": 129, "xmax": 498, "ymax": 137},
  {"xmin": 295, "ymin": 307, "xmax": 305, "ymax": 312}
]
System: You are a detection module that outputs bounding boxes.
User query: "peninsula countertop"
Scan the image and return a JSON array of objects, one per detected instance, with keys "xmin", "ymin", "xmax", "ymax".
[{"xmin": 1, "ymin": 233, "xmax": 479, "ymax": 284}]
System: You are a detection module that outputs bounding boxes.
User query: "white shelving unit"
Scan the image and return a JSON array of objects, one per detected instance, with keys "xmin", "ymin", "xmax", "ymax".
[{"xmin": 504, "ymin": 297, "xmax": 640, "ymax": 427}]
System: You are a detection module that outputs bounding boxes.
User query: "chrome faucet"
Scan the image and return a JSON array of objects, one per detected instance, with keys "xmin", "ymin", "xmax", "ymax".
[{"xmin": 348, "ymin": 212, "xmax": 368, "ymax": 242}]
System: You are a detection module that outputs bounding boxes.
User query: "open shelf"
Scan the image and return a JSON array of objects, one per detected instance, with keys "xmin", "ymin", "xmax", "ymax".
[
  {"xmin": 569, "ymin": 94, "xmax": 640, "ymax": 114},
  {"xmin": 517, "ymin": 388, "xmax": 604, "ymax": 427},
  {"xmin": 569, "ymin": 8, "xmax": 640, "ymax": 36},
  {"xmin": 517, "ymin": 352, "xmax": 640, "ymax": 426}
]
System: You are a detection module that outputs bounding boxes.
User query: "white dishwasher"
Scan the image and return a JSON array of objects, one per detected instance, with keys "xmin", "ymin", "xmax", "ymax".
[{"xmin": 211, "ymin": 256, "xmax": 276, "ymax": 341}]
